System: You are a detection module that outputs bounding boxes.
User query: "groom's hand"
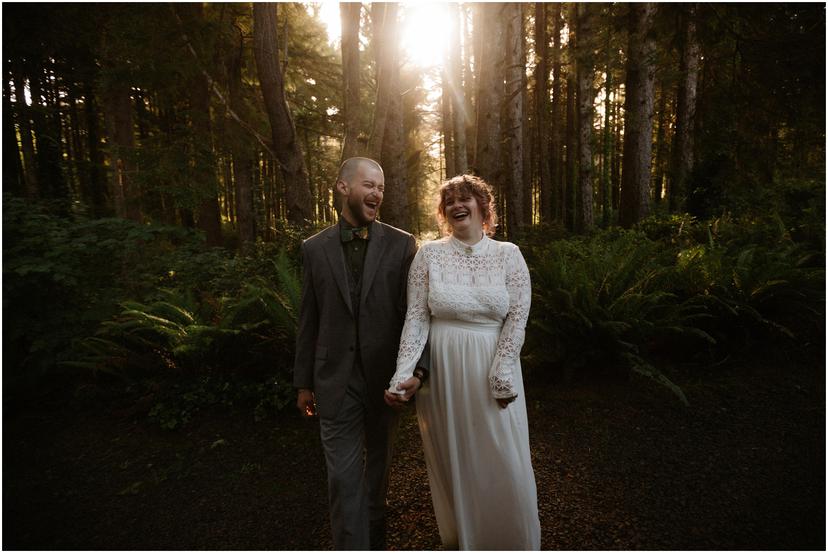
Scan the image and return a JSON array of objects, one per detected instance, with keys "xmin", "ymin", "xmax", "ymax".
[
  {"xmin": 297, "ymin": 388, "xmax": 316, "ymax": 417},
  {"xmin": 383, "ymin": 377, "xmax": 421, "ymax": 409}
]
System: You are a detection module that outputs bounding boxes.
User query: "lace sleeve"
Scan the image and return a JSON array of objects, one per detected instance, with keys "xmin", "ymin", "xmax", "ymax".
[
  {"xmin": 388, "ymin": 245, "xmax": 430, "ymax": 392},
  {"xmin": 489, "ymin": 244, "xmax": 531, "ymax": 398}
]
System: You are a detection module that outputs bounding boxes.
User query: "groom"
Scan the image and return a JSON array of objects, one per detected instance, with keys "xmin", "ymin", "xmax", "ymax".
[{"xmin": 293, "ymin": 157, "xmax": 427, "ymax": 550}]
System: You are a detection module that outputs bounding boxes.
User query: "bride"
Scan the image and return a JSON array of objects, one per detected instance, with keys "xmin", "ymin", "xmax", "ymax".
[{"xmin": 385, "ymin": 175, "xmax": 541, "ymax": 550}]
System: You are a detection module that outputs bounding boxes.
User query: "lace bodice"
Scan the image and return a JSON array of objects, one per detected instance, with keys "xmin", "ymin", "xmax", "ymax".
[{"xmin": 389, "ymin": 235, "xmax": 531, "ymax": 398}]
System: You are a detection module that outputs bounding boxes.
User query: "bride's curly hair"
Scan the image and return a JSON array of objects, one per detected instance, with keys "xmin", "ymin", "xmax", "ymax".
[{"xmin": 436, "ymin": 174, "xmax": 498, "ymax": 237}]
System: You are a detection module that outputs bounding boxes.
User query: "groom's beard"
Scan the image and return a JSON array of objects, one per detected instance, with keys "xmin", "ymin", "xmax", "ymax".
[{"xmin": 347, "ymin": 195, "xmax": 379, "ymax": 226}]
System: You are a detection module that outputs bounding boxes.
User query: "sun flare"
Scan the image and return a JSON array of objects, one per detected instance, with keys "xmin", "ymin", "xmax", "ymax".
[
  {"xmin": 399, "ymin": 3, "xmax": 451, "ymax": 68},
  {"xmin": 315, "ymin": 2, "xmax": 451, "ymax": 69}
]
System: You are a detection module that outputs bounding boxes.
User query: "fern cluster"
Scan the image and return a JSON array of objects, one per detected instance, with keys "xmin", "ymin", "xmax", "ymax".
[
  {"xmin": 67, "ymin": 252, "xmax": 302, "ymax": 383},
  {"xmin": 522, "ymin": 213, "xmax": 824, "ymax": 404}
]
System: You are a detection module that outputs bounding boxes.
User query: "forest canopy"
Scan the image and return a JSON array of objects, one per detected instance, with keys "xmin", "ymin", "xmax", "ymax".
[{"xmin": 4, "ymin": 2, "xmax": 824, "ymax": 237}]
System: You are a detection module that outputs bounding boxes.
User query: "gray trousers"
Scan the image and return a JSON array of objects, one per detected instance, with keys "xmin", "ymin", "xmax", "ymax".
[{"xmin": 319, "ymin": 365, "xmax": 399, "ymax": 550}]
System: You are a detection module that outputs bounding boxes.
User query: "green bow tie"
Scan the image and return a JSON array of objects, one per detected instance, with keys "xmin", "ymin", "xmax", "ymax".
[{"xmin": 341, "ymin": 225, "xmax": 369, "ymax": 242}]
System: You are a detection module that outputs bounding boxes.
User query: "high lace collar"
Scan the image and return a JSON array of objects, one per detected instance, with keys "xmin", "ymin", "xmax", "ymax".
[{"xmin": 449, "ymin": 233, "xmax": 489, "ymax": 256}]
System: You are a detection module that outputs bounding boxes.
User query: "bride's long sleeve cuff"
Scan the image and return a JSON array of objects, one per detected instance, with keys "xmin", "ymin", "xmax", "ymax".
[
  {"xmin": 489, "ymin": 245, "xmax": 531, "ymax": 399},
  {"xmin": 389, "ymin": 246, "xmax": 430, "ymax": 392}
]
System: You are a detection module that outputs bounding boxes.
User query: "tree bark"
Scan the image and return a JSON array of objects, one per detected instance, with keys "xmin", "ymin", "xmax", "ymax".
[
  {"xmin": 535, "ymin": 2, "xmax": 553, "ymax": 224},
  {"xmin": 340, "ymin": 2, "xmax": 361, "ymax": 161},
  {"xmin": 448, "ymin": 2, "xmax": 468, "ymax": 175},
  {"xmin": 575, "ymin": 3, "xmax": 595, "ymax": 232},
  {"xmin": 3, "ymin": 64, "xmax": 24, "ymax": 196},
  {"xmin": 565, "ymin": 67, "xmax": 577, "ymax": 231},
  {"xmin": 179, "ymin": 4, "xmax": 222, "ymax": 246},
  {"xmin": 102, "ymin": 78, "xmax": 140, "ymax": 221},
  {"xmin": 669, "ymin": 3, "xmax": 700, "ymax": 212},
  {"xmin": 367, "ymin": 2, "xmax": 398, "ymax": 161},
  {"xmin": 253, "ymin": 2, "xmax": 314, "ymax": 226},
  {"xmin": 504, "ymin": 2, "xmax": 525, "ymax": 233},
  {"xmin": 83, "ymin": 80, "xmax": 108, "ymax": 217},
  {"xmin": 30, "ymin": 59, "xmax": 68, "ymax": 208},
  {"xmin": 462, "ymin": 4, "xmax": 476, "ymax": 166},
  {"xmin": 653, "ymin": 78, "xmax": 669, "ymax": 205},
  {"xmin": 12, "ymin": 67, "xmax": 38, "ymax": 199},
  {"xmin": 612, "ymin": 89, "xmax": 622, "ymax": 211},
  {"xmin": 228, "ymin": 25, "xmax": 256, "ymax": 246},
  {"xmin": 376, "ymin": 5, "xmax": 407, "ymax": 230},
  {"xmin": 473, "ymin": 3, "xmax": 506, "ymax": 195},
  {"xmin": 601, "ymin": 15, "xmax": 613, "ymax": 227},
  {"xmin": 441, "ymin": 68, "xmax": 455, "ymax": 178},
  {"xmin": 550, "ymin": 2, "xmax": 563, "ymax": 223},
  {"xmin": 66, "ymin": 83, "xmax": 84, "ymax": 197},
  {"xmin": 619, "ymin": 3, "xmax": 657, "ymax": 228}
]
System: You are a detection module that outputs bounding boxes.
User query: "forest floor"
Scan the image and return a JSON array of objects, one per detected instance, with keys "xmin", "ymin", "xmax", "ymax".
[{"xmin": 3, "ymin": 352, "xmax": 825, "ymax": 551}]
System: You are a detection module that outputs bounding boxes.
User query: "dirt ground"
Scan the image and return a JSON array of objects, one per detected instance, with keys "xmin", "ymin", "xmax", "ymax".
[{"xmin": 3, "ymin": 355, "xmax": 825, "ymax": 550}]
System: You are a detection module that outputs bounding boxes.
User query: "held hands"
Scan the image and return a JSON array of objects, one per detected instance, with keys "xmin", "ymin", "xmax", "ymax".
[{"xmin": 383, "ymin": 376, "xmax": 422, "ymax": 409}]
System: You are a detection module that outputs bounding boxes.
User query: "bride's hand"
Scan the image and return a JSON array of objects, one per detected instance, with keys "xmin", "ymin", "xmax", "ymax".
[
  {"xmin": 383, "ymin": 377, "xmax": 422, "ymax": 409},
  {"xmin": 496, "ymin": 396, "xmax": 517, "ymax": 409}
]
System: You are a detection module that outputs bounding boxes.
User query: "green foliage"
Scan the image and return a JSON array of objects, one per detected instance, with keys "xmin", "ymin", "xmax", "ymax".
[
  {"xmin": 68, "ymin": 252, "xmax": 302, "ymax": 385},
  {"xmin": 525, "ymin": 229, "xmax": 706, "ymax": 404},
  {"xmin": 3, "ymin": 196, "xmax": 196, "ymax": 392},
  {"xmin": 4, "ymin": 196, "xmax": 305, "ymax": 411},
  {"xmin": 522, "ymin": 214, "xmax": 825, "ymax": 404},
  {"xmin": 147, "ymin": 375, "xmax": 294, "ymax": 430}
]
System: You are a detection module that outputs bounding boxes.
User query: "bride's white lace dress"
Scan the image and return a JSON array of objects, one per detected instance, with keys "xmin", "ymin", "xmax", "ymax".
[{"xmin": 389, "ymin": 235, "xmax": 541, "ymax": 550}]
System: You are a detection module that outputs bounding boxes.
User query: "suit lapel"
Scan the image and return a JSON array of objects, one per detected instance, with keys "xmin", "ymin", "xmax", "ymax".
[
  {"xmin": 360, "ymin": 221, "xmax": 387, "ymax": 307},
  {"xmin": 322, "ymin": 226, "xmax": 354, "ymax": 316}
]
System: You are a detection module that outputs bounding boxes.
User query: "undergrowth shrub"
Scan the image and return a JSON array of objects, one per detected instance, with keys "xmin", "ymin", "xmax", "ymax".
[
  {"xmin": 3, "ymin": 196, "xmax": 195, "ymax": 393},
  {"xmin": 4, "ymin": 196, "xmax": 304, "ymax": 415},
  {"xmin": 521, "ymin": 214, "xmax": 824, "ymax": 404}
]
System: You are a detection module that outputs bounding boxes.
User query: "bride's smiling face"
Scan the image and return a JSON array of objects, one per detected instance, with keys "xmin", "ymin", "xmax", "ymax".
[{"xmin": 444, "ymin": 191, "xmax": 483, "ymax": 235}]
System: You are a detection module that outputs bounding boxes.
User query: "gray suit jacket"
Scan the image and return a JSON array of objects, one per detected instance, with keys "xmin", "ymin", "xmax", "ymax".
[{"xmin": 293, "ymin": 221, "xmax": 426, "ymax": 419}]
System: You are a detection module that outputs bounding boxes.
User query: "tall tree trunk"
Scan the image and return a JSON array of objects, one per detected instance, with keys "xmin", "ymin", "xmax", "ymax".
[
  {"xmin": 462, "ymin": 4, "xmax": 476, "ymax": 166},
  {"xmin": 612, "ymin": 89, "xmax": 622, "ymax": 211},
  {"xmin": 653, "ymin": 78, "xmax": 669, "ymax": 206},
  {"xmin": 253, "ymin": 3, "xmax": 314, "ymax": 226},
  {"xmin": 66, "ymin": 83, "xmax": 84, "ymax": 199},
  {"xmin": 535, "ymin": 2, "xmax": 553, "ymax": 224},
  {"xmin": 179, "ymin": 4, "xmax": 222, "ymax": 246},
  {"xmin": 575, "ymin": 3, "xmax": 595, "ymax": 232},
  {"xmin": 504, "ymin": 2, "xmax": 525, "ymax": 233},
  {"xmin": 3, "ymin": 64, "xmax": 24, "ymax": 196},
  {"xmin": 228, "ymin": 26, "xmax": 256, "ymax": 246},
  {"xmin": 102, "ymin": 79, "xmax": 140, "ymax": 220},
  {"xmin": 83, "ymin": 80, "xmax": 108, "ymax": 217},
  {"xmin": 375, "ymin": 5, "xmax": 407, "ymax": 230},
  {"xmin": 30, "ymin": 59, "xmax": 68, "ymax": 208},
  {"xmin": 550, "ymin": 2, "xmax": 563, "ymax": 223},
  {"xmin": 449, "ymin": 2, "xmax": 468, "ymax": 175},
  {"xmin": 367, "ymin": 2, "xmax": 398, "ymax": 161},
  {"xmin": 669, "ymin": 3, "xmax": 700, "ymax": 212},
  {"xmin": 565, "ymin": 69, "xmax": 577, "ymax": 231},
  {"xmin": 473, "ymin": 3, "xmax": 506, "ymax": 196},
  {"xmin": 619, "ymin": 3, "xmax": 657, "ymax": 228},
  {"xmin": 441, "ymin": 69, "xmax": 455, "ymax": 178},
  {"xmin": 340, "ymin": 2, "xmax": 361, "ymax": 161},
  {"xmin": 601, "ymin": 17, "xmax": 613, "ymax": 227},
  {"xmin": 12, "ymin": 65, "xmax": 38, "ymax": 199}
]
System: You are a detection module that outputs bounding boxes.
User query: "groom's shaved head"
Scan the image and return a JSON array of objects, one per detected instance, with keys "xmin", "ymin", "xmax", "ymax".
[{"xmin": 338, "ymin": 157, "xmax": 383, "ymax": 183}]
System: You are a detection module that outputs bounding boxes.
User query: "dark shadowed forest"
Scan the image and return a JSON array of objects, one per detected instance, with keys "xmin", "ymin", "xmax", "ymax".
[{"xmin": 3, "ymin": 2, "xmax": 825, "ymax": 550}]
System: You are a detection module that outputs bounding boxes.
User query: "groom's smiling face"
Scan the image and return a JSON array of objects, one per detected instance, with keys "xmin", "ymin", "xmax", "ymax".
[{"xmin": 339, "ymin": 162, "xmax": 385, "ymax": 226}]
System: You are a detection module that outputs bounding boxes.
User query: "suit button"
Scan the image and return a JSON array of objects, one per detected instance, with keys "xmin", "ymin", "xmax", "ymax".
[{"xmin": 349, "ymin": 345, "xmax": 355, "ymax": 352}]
